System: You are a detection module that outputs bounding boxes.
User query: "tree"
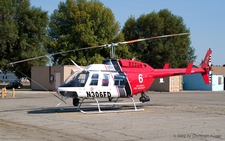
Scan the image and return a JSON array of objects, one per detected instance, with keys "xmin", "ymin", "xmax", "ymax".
[
  {"xmin": 0, "ymin": 0, "xmax": 49, "ymax": 78},
  {"xmin": 122, "ymin": 9, "xmax": 196, "ymax": 68},
  {"xmin": 47, "ymin": 0, "xmax": 131, "ymax": 66}
]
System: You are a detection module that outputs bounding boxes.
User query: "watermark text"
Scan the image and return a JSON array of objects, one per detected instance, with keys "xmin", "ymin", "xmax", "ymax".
[{"xmin": 173, "ymin": 133, "xmax": 222, "ymax": 139}]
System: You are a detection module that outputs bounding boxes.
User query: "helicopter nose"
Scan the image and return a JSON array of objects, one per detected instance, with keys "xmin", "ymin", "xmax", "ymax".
[
  {"xmin": 58, "ymin": 90, "xmax": 67, "ymax": 96},
  {"xmin": 56, "ymin": 87, "xmax": 67, "ymax": 96},
  {"xmin": 57, "ymin": 87, "xmax": 78, "ymax": 98}
]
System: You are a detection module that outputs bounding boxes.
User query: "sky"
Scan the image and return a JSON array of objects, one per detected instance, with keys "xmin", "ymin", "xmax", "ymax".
[{"xmin": 30, "ymin": 0, "xmax": 225, "ymax": 66}]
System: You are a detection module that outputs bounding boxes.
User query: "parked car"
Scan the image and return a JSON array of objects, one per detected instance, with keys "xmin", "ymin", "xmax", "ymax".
[{"xmin": 6, "ymin": 81, "xmax": 23, "ymax": 89}]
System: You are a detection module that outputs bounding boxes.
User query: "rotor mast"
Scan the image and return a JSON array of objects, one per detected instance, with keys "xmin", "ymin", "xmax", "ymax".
[{"xmin": 110, "ymin": 43, "xmax": 116, "ymax": 59}]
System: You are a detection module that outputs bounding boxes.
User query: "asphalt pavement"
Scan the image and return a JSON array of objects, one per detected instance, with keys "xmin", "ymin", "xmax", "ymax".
[{"xmin": 0, "ymin": 90, "xmax": 224, "ymax": 141}]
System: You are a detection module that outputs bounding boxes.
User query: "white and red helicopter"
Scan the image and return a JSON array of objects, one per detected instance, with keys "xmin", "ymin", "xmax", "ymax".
[
  {"xmin": 9, "ymin": 33, "xmax": 212, "ymax": 113},
  {"xmin": 52, "ymin": 33, "xmax": 213, "ymax": 114}
]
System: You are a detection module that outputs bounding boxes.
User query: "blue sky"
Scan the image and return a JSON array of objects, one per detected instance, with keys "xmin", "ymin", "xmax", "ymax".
[{"xmin": 30, "ymin": 0, "xmax": 225, "ymax": 66}]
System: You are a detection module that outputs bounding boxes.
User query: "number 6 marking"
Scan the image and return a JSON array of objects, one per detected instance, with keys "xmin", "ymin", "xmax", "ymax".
[{"xmin": 139, "ymin": 74, "xmax": 143, "ymax": 83}]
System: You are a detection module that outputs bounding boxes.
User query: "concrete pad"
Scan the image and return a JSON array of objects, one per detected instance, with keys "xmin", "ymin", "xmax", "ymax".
[{"xmin": 0, "ymin": 90, "xmax": 224, "ymax": 141}]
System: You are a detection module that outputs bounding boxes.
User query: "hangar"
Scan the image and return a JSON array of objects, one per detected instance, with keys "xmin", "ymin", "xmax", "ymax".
[
  {"xmin": 183, "ymin": 66, "xmax": 225, "ymax": 91},
  {"xmin": 31, "ymin": 66, "xmax": 83, "ymax": 91},
  {"xmin": 149, "ymin": 76, "xmax": 183, "ymax": 92}
]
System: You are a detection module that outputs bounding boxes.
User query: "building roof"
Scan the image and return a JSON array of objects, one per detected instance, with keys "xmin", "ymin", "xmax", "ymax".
[
  {"xmin": 212, "ymin": 66, "xmax": 225, "ymax": 75},
  {"xmin": 193, "ymin": 65, "xmax": 225, "ymax": 75}
]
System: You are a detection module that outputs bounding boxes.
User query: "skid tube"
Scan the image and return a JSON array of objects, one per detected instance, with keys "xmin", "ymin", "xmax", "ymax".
[{"xmin": 78, "ymin": 97, "xmax": 145, "ymax": 114}]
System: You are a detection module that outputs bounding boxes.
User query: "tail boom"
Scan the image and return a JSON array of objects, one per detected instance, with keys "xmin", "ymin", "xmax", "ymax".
[{"xmin": 152, "ymin": 49, "xmax": 212, "ymax": 84}]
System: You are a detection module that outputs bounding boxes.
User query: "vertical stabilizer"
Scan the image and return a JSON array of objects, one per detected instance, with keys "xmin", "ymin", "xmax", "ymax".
[
  {"xmin": 201, "ymin": 48, "xmax": 212, "ymax": 69},
  {"xmin": 201, "ymin": 48, "xmax": 212, "ymax": 84}
]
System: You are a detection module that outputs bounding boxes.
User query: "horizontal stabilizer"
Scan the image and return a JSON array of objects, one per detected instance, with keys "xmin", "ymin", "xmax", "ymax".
[
  {"xmin": 163, "ymin": 63, "xmax": 169, "ymax": 69},
  {"xmin": 185, "ymin": 62, "xmax": 193, "ymax": 74}
]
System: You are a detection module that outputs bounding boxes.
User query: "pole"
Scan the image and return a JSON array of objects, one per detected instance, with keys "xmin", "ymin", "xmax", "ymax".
[
  {"xmin": 4, "ymin": 88, "xmax": 6, "ymax": 97},
  {"xmin": 1, "ymin": 88, "xmax": 4, "ymax": 98},
  {"xmin": 12, "ymin": 88, "xmax": 15, "ymax": 98}
]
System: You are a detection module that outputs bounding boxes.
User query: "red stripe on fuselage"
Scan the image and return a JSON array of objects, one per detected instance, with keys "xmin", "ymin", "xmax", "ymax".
[{"xmin": 104, "ymin": 64, "xmax": 120, "ymax": 97}]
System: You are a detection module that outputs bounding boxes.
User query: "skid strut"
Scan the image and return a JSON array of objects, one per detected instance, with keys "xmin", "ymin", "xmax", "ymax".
[
  {"xmin": 79, "ymin": 97, "xmax": 144, "ymax": 114},
  {"xmin": 56, "ymin": 97, "xmax": 68, "ymax": 107}
]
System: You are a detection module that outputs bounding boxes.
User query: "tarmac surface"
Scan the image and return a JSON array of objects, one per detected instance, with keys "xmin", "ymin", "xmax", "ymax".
[{"xmin": 0, "ymin": 90, "xmax": 225, "ymax": 141}]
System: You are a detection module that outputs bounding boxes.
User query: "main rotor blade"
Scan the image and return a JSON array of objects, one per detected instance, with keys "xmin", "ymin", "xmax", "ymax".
[
  {"xmin": 8, "ymin": 32, "xmax": 190, "ymax": 65},
  {"xmin": 119, "ymin": 32, "xmax": 190, "ymax": 45},
  {"xmin": 8, "ymin": 46, "xmax": 104, "ymax": 65}
]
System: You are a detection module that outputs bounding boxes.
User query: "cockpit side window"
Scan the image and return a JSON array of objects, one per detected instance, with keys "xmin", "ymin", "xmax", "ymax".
[
  {"xmin": 77, "ymin": 73, "xmax": 87, "ymax": 87},
  {"xmin": 63, "ymin": 71, "xmax": 89, "ymax": 87},
  {"xmin": 102, "ymin": 74, "xmax": 109, "ymax": 86},
  {"xmin": 90, "ymin": 73, "xmax": 99, "ymax": 86}
]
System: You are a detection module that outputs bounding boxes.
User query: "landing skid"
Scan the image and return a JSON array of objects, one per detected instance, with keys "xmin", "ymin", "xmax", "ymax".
[{"xmin": 78, "ymin": 97, "xmax": 145, "ymax": 114}]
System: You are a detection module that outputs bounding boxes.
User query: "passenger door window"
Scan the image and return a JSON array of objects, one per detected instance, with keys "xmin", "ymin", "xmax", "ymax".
[
  {"xmin": 90, "ymin": 74, "xmax": 99, "ymax": 86},
  {"xmin": 102, "ymin": 74, "xmax": 109, "ymax": 86}
]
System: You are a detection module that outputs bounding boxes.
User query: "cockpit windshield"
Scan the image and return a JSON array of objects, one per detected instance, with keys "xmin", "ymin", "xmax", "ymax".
[{"xmin": 63, "ymin": 70, "xmax": 89, "ymax": 87}]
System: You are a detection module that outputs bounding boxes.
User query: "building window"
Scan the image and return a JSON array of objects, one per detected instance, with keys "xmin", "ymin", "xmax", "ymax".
[{"xmin": 218, "ymin": 77, "xmax": 222, "ymax": 85}]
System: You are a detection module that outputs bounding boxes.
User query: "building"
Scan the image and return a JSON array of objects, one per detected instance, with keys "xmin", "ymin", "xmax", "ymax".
[
  {"xmin": 183, "ymin": 66, "xmax": 225, "ymax": 91},
  {"xmin": 149, "ymin": 75, "xmax": 183, "ymax": 92},
  {"xmin": 31, "ymin": 66, "xmax": 82, "ymax": 91}
]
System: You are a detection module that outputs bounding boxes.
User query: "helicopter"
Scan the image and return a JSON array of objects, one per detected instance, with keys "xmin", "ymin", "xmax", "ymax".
[
  {"xmin": 52, "ymin": 33, "xmax": 213, "ymax": 114},
  {"xmin": 8, "ymin": 33, "xmax": 212, "ymax": 114}
]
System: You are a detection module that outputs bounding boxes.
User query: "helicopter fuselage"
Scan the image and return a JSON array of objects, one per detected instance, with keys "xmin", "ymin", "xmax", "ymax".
[{"xmin": 56, "ymin": 59, "xmax": 154, "ymax": 100}]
